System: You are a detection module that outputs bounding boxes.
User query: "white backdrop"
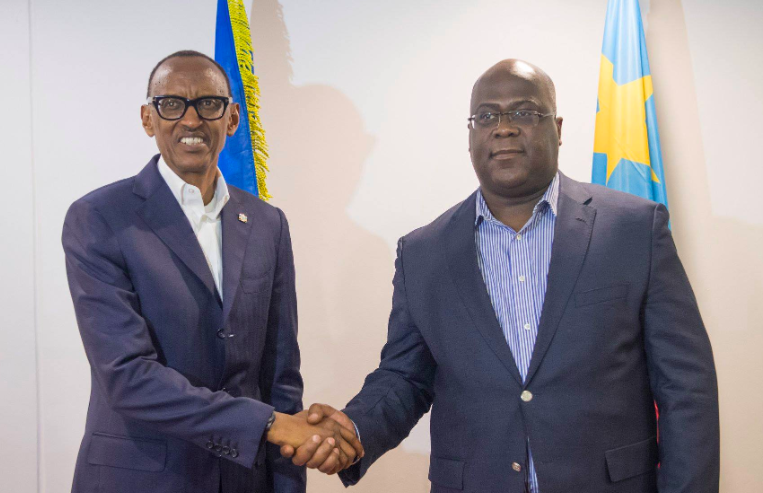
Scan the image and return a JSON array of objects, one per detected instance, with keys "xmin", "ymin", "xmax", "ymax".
[{"xmin": 1, "ymin": 0, "xmax": 762, "ymax": 492}]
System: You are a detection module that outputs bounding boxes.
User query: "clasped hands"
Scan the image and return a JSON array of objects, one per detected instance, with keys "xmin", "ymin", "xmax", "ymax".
[{"xmin": 267, "ymin": 404, "xmax": 362, "ymax": 474}]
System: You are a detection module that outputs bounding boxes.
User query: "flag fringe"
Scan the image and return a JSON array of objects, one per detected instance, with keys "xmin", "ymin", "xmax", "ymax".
[{"xmin": 227, "ymin": 0, "xmax": 270, "ymax": 200}]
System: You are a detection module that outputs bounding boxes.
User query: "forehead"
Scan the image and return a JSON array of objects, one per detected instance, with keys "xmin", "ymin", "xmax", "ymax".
[
  {"xmin": 471, "ymin": 70, "xmax": 552, "ymax": 111},
  {"xmin": 150, "ymin": 57, "xmax": 228, "ymax": 97}
]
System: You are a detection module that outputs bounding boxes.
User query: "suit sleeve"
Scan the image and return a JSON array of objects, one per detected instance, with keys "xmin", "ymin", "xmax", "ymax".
[
  {"xmin": 259, "ymin": 209, "xmax": 306, "ymax": 493},
  {"xmin": 62, "ymin": 199, "xmax": 273, "ymax": 469},
  {"xmin": 643, "ymin": 204, "xmax": 720, "ymax": 493},
  {"xmin": 339, "ymin": 237, "xmax": 436, "ymax": 486}
]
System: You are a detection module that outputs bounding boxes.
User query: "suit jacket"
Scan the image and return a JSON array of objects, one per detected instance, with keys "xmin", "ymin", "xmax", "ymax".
[
  {"xmin": 63, "ymin": 155, "xmax": 305, "ymax": 493},
  {"xmin": 340, "ymin": 173, "xmax": 719, "ymax": 493}
]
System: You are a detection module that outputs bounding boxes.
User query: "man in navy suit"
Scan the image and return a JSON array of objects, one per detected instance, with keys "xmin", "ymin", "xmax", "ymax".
[
  {"xmin": 63, "ymin": 51, "xmax": 360, "ymax": 493},
  {"xmin": 284, "ymin": 60, "xmax": 719, "ymax": 492}
]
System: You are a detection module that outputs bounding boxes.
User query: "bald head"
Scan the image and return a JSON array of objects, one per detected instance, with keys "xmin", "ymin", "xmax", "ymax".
[{"xmin": 471, "ymin": 59, "xmax": 556, "ymax": 114}]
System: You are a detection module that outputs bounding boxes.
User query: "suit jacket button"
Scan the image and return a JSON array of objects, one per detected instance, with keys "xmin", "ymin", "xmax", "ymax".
[
  {"xmin": 222, "ymin": 446, "xmax": 230, "ymax": 455},
  {"xmin": 520, "ymin": 390, "xmax": 533, "ymax": 402},
  {"xmin": 206, "ymin": 440, "xmax": 214, "ymax": 449},
  {"xmin": 231, "ymin": 448, "xmax": 239, "ymax": 458},
  {"xmin": 217, "ymin": 329, "xmax": 226, "ymax": 339},
  {"xmin": 512, "ymin": 462, "xmax": 522, "ymax": 472}
]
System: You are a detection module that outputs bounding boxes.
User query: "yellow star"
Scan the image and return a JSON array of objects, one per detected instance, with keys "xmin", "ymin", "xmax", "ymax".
[{"xmin": 594, "ymin": 54, "xmax": 660, "ymax": 183}]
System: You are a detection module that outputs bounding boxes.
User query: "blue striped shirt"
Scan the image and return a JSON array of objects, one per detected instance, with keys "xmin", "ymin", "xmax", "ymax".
[{"xmin": 475, "ymin": 173, "xmax": 559, "ymax": 493}]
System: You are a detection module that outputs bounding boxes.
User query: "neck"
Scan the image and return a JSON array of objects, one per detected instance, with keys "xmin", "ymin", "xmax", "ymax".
[
  {"xmin": 481, "ymin": 185, "xmax": 549, "ymax": 232},
  {"xmin": 166, "ymin": 161, "xmax": 219, "ymax": 205}
]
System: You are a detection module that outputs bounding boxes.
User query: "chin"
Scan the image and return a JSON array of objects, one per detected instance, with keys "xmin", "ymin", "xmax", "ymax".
[
  {"xmin": 171, "ymin": 155, "xmax": 214, "ymax": 174},
  {"xmin": 492, "ymin": 169, "xmax": 529, "ymax": 189}
]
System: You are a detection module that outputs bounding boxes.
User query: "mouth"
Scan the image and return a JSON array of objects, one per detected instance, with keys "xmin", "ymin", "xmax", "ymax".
[
  {"xmin": 490, "ymin": 149, "xmax": 524, "ymax": 159},
  {"xmin": 178, "ymin": 135, "xmax": 208, "ymax": 148}
]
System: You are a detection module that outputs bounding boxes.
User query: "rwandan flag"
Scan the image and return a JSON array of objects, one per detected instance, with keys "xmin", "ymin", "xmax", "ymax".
[
  {"xmin": 215, "ymin": 0, "xmax": 270, "ymax": 200},
  {"xmin": 592, "ymin": 0, "xmax": 667, "ymax": 209}
]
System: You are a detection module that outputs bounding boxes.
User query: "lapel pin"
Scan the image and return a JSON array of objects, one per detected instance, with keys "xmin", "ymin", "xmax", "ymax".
[{"xmin": 238, "ymin": 213, "xmax": 248, "ymax": 223}]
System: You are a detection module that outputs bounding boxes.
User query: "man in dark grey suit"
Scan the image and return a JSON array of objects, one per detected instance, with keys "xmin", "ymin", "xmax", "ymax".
[
  {"xmin": 284, "ymin": 59, "xmax": 719, "ymax": 492},
  {"xmin": 63, "ymin": 51, "xmax": 360, "ymax": 493}
]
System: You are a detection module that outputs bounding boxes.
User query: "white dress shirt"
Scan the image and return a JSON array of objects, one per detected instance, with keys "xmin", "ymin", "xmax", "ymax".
[{"xmin": 157, "ymin": 156, "xmax": 230, "ymax": 299}]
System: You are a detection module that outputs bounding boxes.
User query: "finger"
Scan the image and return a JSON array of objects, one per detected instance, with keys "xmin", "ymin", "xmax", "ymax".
[
  {"xmin": 333, "ymin": 434, "xmax": 357, "ymax": 464},
  {"xmin": 280, "ymin": 444, "xmax": 295, "ymax": 458},
  {"xmin": 332, "ymin": 438, "xmax": 351, "ymax": 470},
  {"xmin": 305, "ymin": 437, "xmax": 337, "ymax": 469},
  {"xmin": 337, "ymin": 425, "xmax": 364, "ymax": 458},
  {"xmin": 331, "ymin": 446, "xmax": 351, "ymax": 474},
  {"xmin": 291, "ymin": 435, "xmax": 321, "ymax": 466},
  {"xmin": 318, "ymin": 447, "xmax": 342, "ymax": 474}
]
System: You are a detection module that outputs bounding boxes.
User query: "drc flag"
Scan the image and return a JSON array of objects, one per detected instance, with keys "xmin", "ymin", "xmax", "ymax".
[{"xmin": 592, "ymin": 0, "xmax": 667, "ymax": 209}]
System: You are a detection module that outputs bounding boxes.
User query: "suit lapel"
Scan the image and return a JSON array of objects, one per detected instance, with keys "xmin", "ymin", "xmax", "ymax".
[
  {"xmin": 220, "ymin": 190, "xmax": 253, "ymax": 324},
  {"xmin": 445, "ymin": 193, "xmax": 524, "ymax": 386},
  {"xmin": 524, "ymin": 174, "xmax": 595, "ymax": 386},
  {"xmin": 135, "ymin": 157, "xmax": 221, "ymax": 304}
]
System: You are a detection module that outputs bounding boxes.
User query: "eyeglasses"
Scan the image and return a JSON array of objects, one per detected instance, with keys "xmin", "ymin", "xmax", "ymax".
[
  {"xmin": 146, "ymin": 95, "xmax": 232, "ymax": 121},
  {"xmin": 468, "ymin": 110, "xmax": 555, "ymax": 130}
]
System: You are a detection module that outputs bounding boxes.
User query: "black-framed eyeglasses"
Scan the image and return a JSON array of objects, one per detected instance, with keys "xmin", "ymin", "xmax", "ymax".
[
  {"xmin": 146, "ymin": 95, "xmax": 232, "ymax": 121},
  {"xmin": 468, "ymin": 110, "xmax": 555, "ymax": 130}
]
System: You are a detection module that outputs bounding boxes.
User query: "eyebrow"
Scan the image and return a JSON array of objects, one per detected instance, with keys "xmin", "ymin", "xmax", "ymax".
[{"xmin": 474, "ymin": 98, "xmax": 543, "ymax": 112}]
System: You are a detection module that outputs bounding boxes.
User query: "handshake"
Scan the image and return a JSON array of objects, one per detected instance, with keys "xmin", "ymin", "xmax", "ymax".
[{"xmin": 266, "ymin": 403, "xmax": 364, "ymax": 475}]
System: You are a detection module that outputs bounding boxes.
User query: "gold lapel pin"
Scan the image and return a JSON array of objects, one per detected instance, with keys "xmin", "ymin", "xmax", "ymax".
[{"xmin": 238, "ymin": 213, "xmax": 248, "ymax": 223}]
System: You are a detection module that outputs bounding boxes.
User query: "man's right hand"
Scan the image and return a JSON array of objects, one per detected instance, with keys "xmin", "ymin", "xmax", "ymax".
[
  {"xmin": 279, "ymin": 403, "xmax": 363, "ymax": 474},
  {"xmin": 268, "ymin": 410, "xmax": 362, "ymax": 474}
]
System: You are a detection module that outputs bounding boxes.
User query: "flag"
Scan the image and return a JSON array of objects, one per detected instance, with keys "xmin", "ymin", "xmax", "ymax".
[
  {"xmin": 592, "ymin": 0, "xmax": 667, "ymax": 209},
  {"xmin": 215, "ymin": 0, "xmax": 270, "ymax": 200}
]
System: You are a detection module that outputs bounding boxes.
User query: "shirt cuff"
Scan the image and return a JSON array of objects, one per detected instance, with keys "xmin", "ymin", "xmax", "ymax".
[{"xmin": 351, "ymin": 419, "xmax": 362, "ymax": 465}]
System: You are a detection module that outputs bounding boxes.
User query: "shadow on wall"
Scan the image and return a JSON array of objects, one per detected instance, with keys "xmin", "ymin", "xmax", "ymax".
[
  {"xmin": 249, "ymin": 1, "xmax": 431, "ymax": 492},
  {"xmin": 647, "ymin": 1, "xmax": 763, "ymax": 491}
]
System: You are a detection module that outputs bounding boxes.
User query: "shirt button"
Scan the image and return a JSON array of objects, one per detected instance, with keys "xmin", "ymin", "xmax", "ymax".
[
  {"xmin": 523, "ymin": 323, "xmax": 532, "ymax": 330},
  {"xmin": 217, "ymin": 329, "xmax": 226, "ymax": 339},
  {"xmin": 516, "ymin": 234, "xmax": 523, "ymax": 240},
  {"xmin": 521, "ymin": 390, "xmax": 533, "ymax": 402},
  {"xmin": 518, "ymin": 275, "xmax": 526, "ymax": 282},
  {"xmin": 512, "ymin": 462, "xmax": 522, "ymax": 472}
]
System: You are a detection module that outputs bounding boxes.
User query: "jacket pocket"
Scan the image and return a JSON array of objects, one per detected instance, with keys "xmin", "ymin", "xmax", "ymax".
[
  {"xmin": 241, "ymin": 274, "xmax": 271, "ymax": 294},
  {"xmin": 575, "ymin": 283, "xmax": 629, "ymax": 307},
  {"xmin": 87, "ymin": 432, "xmax": 166, "ymax": 472},
  {"xmin": 429, "ymin": 456, "xmax": 465, "ymax": 490},
  {"xmin": 605, "ymin": 436, "xmax": 658, "ymax": 482}
]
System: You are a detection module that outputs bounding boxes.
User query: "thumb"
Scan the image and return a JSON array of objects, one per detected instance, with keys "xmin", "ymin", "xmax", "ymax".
[{"xmin": 307, "ymin": 403, "xmax": 337, "ymax": 424}]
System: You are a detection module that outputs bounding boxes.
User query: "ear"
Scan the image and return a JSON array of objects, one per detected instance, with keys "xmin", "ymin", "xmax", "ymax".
[
  {"xmin": 141, "ymin": 105, "xmax": 155, "ymax": 137},
  {"xmin": 227, "ymin": 102, "xmax": 240, "ymax": 136},
  {"xmin": 556, "ymin": 116, "xmax": 563, "ymax": 146}
]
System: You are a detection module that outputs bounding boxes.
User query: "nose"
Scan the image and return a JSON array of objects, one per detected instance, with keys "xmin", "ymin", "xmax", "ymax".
[
  {"xmin": 493, "ymin": 115, "xmax": 519, "ymax": 137},
  {"xmin": 179, "ymin": 105, "xmax": 203, "ymax": 127}
]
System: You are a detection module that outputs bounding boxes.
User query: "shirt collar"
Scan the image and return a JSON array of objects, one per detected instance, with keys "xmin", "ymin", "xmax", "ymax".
[
  {"xmin": 475, "ymin": 171, "xmax": 560, "ymax": 227},
  {"xmin": 157, "ymin": 155, "xmax": 230, "ymax": 218}
]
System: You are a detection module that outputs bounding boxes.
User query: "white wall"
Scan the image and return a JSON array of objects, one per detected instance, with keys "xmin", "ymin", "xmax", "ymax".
[
  {"xmin": 1, "ymin": 0, "xmax": 761, "ymax": 492},
  {"xmin": 0, "ymin": 1, "xmax": 38, "ymax": 492}
]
